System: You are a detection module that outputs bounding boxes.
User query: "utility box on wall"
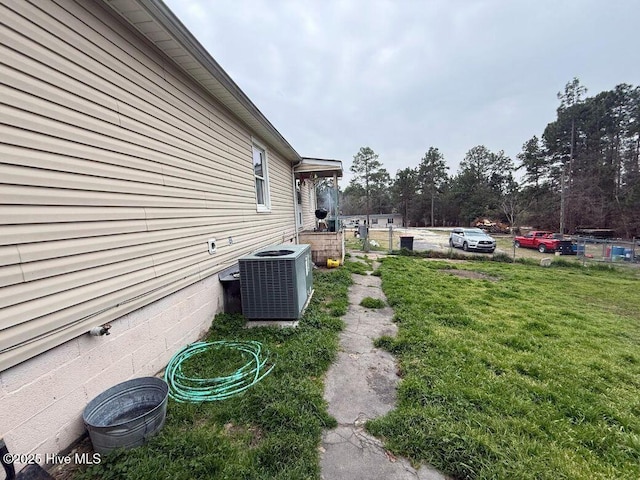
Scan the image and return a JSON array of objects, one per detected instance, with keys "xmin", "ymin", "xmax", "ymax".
[{"xmin": 239, "ymin": 244, "xmax": 313, "ymax": 319}]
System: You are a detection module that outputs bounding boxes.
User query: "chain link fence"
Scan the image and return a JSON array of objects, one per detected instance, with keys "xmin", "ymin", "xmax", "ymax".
[{"xmin": 575, "ymin": 237, "xmax": 639, "ymax": 266}]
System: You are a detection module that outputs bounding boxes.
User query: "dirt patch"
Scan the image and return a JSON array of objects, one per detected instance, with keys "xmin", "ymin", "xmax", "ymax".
[
  {"xmin": 443, "ymin": 269, "xmax": 499, "ymax": 282},
  {"xmin": 47, "ymin": 436, "xmax": 94, "ymax": 480},
  {"xmin": 423, "ymin": 258, "xmax": 468, "ymax": 264},
  {"xmin": 224, "ymin": 422, "xmax": 263, "ymax": 448}
]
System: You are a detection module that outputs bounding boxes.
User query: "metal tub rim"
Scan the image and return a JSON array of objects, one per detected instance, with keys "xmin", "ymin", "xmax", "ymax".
[{"xmin": 83, "ymin": 376, "xmax": 169, "ymax": 454}]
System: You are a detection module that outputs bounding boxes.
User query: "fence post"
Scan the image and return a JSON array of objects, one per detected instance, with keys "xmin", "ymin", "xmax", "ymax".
[{"xmin": 388, "ymin": 224, "xmax": 393, "ymax": 253}]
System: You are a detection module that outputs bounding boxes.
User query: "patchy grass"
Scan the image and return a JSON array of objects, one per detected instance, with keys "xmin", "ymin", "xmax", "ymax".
[
  {"xmin": 360, "ymin": 297, "xmax": 386, "ymax": 309},
  {"xmin": 343, "ymin": 259, "xmax": 372, "ymax": 275},
  {"xmin": 367, "ymin": 256, "xmax": 640, "ymax": 480},
  {"xmin": 345, "ymin": 228, "xmax": 399, "ymax": 251},
  {"xmin": 393, "ymin": 247, "xmax": 514, "ymax": 263},
  {"xmin": 76, "ymin": 268, "xmax": 351, "ymax": 480}
]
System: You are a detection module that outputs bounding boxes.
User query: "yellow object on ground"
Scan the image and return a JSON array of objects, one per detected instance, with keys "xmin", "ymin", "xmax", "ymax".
[{"xmin": 327, "ymin": 258, "xmax": 340, "ymax": 268}]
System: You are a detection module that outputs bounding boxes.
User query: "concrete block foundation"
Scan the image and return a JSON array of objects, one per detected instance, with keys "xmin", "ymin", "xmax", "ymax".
[{"xmin": 299, "ymin": 230, "xmax": 345, "ymax": 267}]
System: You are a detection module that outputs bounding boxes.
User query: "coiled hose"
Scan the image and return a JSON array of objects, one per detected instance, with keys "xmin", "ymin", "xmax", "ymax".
[{"xmin": 164, "ymin": 340, "xmax": 274, "ymax": 402}]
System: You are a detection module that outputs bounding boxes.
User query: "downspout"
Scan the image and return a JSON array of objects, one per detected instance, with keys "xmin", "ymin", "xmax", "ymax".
[{"xmin": 291, "ymin": 160, "xmax": 302, "ymax": 244}]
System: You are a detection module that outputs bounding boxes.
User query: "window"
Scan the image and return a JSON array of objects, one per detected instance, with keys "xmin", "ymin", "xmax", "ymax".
[
  {"xmin": 371, "ymin": 218, "xmax": 378, "ymax": 225},
  {"xmin": 388, "ymin": 218, "xmax": 394, "ymax": 224},
  {"xmin": 252, "ymin": 142, "xmax": 270, "ymax": 211}
]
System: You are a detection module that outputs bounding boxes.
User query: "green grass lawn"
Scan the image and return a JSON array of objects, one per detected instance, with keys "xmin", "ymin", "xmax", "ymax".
[
  {"xmin": 76, "ymin": 268, "xmax": 351, "ymax": 480},
  {"xmin": 367, "ymin": 257, "xmax": 640, "ymax": 480}
]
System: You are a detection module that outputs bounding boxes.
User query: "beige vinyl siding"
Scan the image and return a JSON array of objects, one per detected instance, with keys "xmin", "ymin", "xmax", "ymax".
[
  {"xmin": 0, "ymin": 0, "xmax": 296, "ymax": 371},
  {"xmin": 300, "ymin": 180, "xmax": 317, "ymax": 230}
]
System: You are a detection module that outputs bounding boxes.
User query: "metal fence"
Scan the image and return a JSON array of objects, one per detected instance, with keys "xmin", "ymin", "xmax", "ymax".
[{"xmin": 575, "ymin": 237, "xmax": 639, "ymax": 265}]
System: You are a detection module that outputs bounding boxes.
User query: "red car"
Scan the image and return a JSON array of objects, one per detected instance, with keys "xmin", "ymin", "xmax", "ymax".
[{"xmin": 514, "ymin": 231, "xmax": 574, "ymax": 254}]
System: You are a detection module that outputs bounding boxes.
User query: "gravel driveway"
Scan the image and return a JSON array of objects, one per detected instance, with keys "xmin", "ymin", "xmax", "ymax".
[{"xmin": 386, "ymin": 227, "xmax": 510, "ymax": 256}]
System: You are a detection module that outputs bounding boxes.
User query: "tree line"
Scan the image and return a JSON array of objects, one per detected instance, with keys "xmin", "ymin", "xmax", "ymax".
[{"xmin": 342, "ymin": 79, "xmax": 640, "ymax": 237}]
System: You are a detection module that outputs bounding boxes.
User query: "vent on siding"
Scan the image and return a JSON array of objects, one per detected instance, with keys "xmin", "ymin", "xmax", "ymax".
[{"xmin": 239, "ymin": 244, "xmax": 312, "ymax": 319}]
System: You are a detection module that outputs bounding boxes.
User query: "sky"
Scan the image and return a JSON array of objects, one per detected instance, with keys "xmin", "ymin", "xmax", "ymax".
[{"xmin": 164, "ymin": 0, "xmax": 640, "ymax": 185}]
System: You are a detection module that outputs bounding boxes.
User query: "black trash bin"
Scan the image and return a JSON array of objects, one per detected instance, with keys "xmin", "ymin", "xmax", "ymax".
[
  {"xmin": 219, "ymin": 264, "xmax": 242, "ymax": 314},
  {"xmin": 400, "ymin": 236, "xmax": 414, "ymax": 250}
]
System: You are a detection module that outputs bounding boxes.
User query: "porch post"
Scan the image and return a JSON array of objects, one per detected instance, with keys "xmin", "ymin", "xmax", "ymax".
[{"xmin": 333, "ymin": 172, "xmax": 339, "ymax": 230}]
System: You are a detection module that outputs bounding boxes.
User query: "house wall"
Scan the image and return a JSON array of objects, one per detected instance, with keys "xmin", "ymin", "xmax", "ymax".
[
  {"xmin": 369, "ymin": 215, "xmax": 403, "ymax": 229},
  {"xmin": 0, "ymin": 274, "xmax": 220, "ymax": 470},
  {"xmin": 300, "ymin": 179, "xmax": 317, "ymax": 230},
  {"xmin": 0, "ymin": 0, "xmax": 297, "ymax": 465},
  {"xmin": 340, "ymin": 214, "xmax": 403, "ymax": 229}
]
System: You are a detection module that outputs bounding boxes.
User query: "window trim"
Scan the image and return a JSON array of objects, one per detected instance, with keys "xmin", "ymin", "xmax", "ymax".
[{"xmin": 252, "ymin": 139, "xmax": 271, "ymax": 213}]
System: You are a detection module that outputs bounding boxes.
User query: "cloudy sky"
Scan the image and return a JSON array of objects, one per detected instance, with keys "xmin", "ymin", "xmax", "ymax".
[{"xmin": 164, "ymin": 0, "xmax": 640, "ymax": 183}]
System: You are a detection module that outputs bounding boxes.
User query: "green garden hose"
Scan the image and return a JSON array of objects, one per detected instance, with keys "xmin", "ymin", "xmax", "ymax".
[{"xmin": 164, "ymin": 340, "xmax": 274, "ymax": 402}]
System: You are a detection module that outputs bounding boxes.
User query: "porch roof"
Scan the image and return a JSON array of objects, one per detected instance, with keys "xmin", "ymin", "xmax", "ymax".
[{"xmin": 294, "ymin": 158, "xmax": 343, "ymax": 179}]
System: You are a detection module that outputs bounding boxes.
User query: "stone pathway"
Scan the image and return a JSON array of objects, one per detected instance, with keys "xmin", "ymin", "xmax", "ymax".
[{"xmin": 320, "ymin": 258, "xmax": 448, "ymax": 480}]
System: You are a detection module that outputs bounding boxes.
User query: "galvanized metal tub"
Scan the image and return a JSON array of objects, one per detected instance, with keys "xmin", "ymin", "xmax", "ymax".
[{"xmin": 83, "ymin": 377, "xmax": 169, "ymax": 454}]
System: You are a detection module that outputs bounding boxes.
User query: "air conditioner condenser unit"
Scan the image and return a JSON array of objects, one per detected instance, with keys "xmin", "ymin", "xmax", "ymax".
[{"xmin": 238, "ymin": 244, "xmax": 313, "ymax": 320}]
